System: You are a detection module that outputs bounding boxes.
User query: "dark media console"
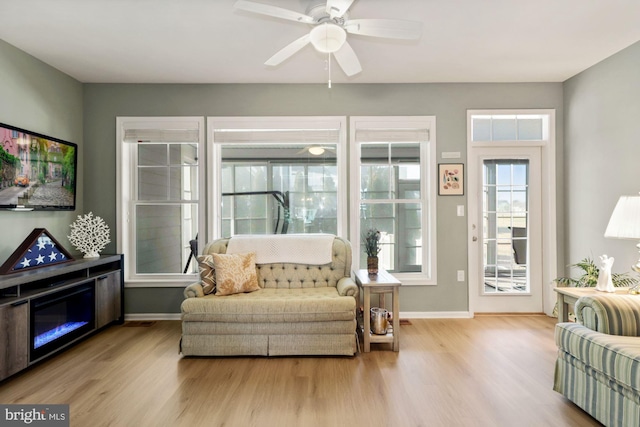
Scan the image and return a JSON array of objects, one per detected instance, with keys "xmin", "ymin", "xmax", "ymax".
[{"xmin": 0, "ymin": 255, "xmax": 123, "ymax": 381}]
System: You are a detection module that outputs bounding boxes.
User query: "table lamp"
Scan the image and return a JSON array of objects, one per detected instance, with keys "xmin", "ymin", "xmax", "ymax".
[{"xmin": 604, "ymin": 195, "xmax": 640, "ymax": 294}]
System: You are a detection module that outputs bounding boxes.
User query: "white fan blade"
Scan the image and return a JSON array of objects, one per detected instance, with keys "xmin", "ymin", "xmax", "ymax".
[
  {"xmin": 333, "ymin": 41, "xmax": 362, "ymax": 77},
  {"xmin": 234, "ymin": 0, "xmax": 316, "ymax": 24},
  {"xmin": 344, "ymin": 19, "xmax": 423, "ymax": 40},
  {"xmin": 325, "ymin": 0, "xmax": 355, "ymax": 19},
  {"xmin": 265, "ymin": 34, "xmax": 311, "ymax": 66}
]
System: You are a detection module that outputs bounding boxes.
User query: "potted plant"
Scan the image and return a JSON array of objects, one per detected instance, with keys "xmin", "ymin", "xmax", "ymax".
[
  {"xmin": 363, "ymin": 228, "xmax": 382, "ymax": 275},
  {"xmin": 553, "ymin": 257, "xmax": 638, "ymax": 319},
  {"xmin": 555, "ymin": 257, "xmax": 637, "ymax": 288}
]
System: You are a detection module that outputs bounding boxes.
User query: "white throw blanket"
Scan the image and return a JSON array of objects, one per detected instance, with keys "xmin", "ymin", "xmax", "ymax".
[{"xmin": 226, "ymin": 234, "xmax": 334, "ymax": 265}]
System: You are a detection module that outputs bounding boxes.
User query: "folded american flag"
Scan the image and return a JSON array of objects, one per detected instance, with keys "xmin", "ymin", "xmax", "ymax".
[
  {"xmin": 0, "ymin": 228, "xmax": 74, "ymax": 274},
  {"xmin": 13, "ymin": 234, "xmax": 68, "ymax": 271}
]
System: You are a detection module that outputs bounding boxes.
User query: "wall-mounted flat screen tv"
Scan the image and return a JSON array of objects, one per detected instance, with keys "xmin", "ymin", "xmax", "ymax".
[{"xmin": 0, "ymin": 122, "xmax": 77, "ymax": 210}]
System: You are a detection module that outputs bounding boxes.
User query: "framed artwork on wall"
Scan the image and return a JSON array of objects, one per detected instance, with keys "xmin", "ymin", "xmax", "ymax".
[{"xmin": 438, "ymin": 163, "xmax": 464, "ymax": 196}]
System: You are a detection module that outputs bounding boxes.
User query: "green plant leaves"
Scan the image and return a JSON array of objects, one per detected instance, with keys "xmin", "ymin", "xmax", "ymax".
[{"xmin": 554, "ymin": 257, "xmax": 638, "ymax": 288}]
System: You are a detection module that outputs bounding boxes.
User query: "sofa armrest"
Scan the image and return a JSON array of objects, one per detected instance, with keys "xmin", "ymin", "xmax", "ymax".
[
  {"xmin": 184, "ymin": 282, "xmax": 205, "ymax": 299},
  {"xmin": 337, "ymin": 277, "xmax": 358, "ymax": 298},
  {"xmin": 575, "ymin": 294, "xmax": 640, "ymax": 336}
]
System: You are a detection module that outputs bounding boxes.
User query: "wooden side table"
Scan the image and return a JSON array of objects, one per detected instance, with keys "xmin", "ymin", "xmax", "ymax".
[
  {"xmin": 354, "ymin": 269, "xmax": 402, "ymax": 352},
  {"xmin": 554, "ymin": 286, "xmax": 630, "ymax": 322}
]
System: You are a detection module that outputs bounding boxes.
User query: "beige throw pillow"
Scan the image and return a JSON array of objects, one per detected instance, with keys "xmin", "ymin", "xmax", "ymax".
[
  {"xmin": 212, "ymin": 252, "xmax": 260, "ymax": 296},
  {"xmin": 197, "ymin": 255, "xmax": 216, "ymax": 294}
]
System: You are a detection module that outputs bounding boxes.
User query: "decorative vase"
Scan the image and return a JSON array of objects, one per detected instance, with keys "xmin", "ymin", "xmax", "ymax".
[{"xmin": 367, "ymin": 256, "xmax": 378, "ymax": 275}]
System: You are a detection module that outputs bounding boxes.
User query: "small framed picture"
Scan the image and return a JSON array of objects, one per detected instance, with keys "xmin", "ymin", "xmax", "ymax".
[{"xmin": 438, "ymin": 163, "xmax": 464, "ymax": 196}]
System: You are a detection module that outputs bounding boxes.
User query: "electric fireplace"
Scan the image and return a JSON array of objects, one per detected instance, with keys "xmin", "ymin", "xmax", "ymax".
[{"xmin": 30, "ymin": 283, "xmax": 95, "ymax": 361}]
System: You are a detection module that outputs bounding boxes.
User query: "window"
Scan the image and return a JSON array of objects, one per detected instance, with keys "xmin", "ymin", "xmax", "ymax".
[
  {"xmin": 482, "ymin": 159, "xmax": 529, "ymax": 293},
  {"xmin": 116, "ymin": 116, "xmax": 436, "ymax": 288},
  {"xmin": 471, "ymin": 114, "xmax": 548, "ymax": 142},
  {"xmin": 116, "ymin": 117, "xmax": 205, "ymax": 284},
  {"xmin": 350, "ymin": 117, "xmax": 437, "ymax": 285},
  {"xmin": 208, "ymin": 117, "xmax": 347, "ymax": 239}
]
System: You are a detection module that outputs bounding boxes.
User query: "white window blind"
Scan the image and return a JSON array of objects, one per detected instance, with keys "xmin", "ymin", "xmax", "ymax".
[
  {"xmin": 355, "ymin": 128, "xmax": 430, "ymax": 143},
  {"xmin": 211, "ymin": 118, "xmax": 342, "ymax": 144},
  {"xmin": 122, "ymin": 128, "xmax": 200, "ymax": 143}
]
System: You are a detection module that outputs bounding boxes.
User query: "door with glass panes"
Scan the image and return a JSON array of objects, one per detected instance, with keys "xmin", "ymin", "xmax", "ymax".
[{"xmin": 468, "ymin": 146, "xmax": 543, "ymax": 313}]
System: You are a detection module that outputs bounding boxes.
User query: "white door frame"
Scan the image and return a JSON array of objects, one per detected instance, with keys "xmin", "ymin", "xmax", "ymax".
[{"xmin": 466, "ymin": 110, "xmax": 557, "ymax": 316}]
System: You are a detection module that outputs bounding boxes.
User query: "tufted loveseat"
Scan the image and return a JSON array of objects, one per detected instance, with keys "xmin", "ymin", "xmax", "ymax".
[
  {"xmin": 554, "ymin": 294, "xmax": 640, "ymax": 427},
  {"xmin": 181, "ymin": 235, "xmax": 358, "ymax": 356}
]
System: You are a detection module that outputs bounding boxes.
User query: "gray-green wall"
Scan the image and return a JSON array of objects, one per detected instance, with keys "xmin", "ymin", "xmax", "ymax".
[
  {"xmin": 6, "ymin": 33, "xmax": 640, "ymax": 315},
  {"xmin": 0, "ymin": 39, "xmax": 83, "ymax": 262},
  {"xmin": 0, "ymin": 36, "xmax": 569, "ymax": 316},
  {"xmin": 564, "ymin": 41, "xmax": 640, "ymax": 275},
  {"xmin": 83, "ymin": 83, "xmax": 564, "ymax": 314}
]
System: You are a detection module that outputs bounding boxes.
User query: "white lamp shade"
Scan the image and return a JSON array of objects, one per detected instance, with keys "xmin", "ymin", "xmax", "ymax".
[
  {"xmin": 604, "ymin": 195, "xmax": 640, "ymax": 239},
  {"xmin": 310, "ymin": 23, "xmax": 347, "ymax": 53}
]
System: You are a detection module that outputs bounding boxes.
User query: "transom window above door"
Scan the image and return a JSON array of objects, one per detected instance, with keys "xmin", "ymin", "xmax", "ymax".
[{"xmin": 471, "ymin": 114, "xmax": 549, "ymax": 142}]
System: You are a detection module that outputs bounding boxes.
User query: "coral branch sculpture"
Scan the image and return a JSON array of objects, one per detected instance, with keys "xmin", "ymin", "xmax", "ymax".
[{"xmin": 68, "ymin": 212, "xmax": 111, "ymax": 258}]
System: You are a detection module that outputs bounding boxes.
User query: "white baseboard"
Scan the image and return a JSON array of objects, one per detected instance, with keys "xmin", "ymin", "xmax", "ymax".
[
  {"xmin": 124, "ymin": 311, "xmax": 472, "ymax": 321},
  {"xmin": 125, "ymin": 313, "xmax": 181, "ymax": 321},
  {"xmin": 400, "ymin": 311, "xmax": 473, "ymax": 319}
]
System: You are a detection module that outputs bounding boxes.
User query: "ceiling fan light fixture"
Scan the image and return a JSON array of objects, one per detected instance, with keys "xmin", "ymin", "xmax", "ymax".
[
  {"xmin": 308, "ymin": 146, "xmax": 326, "ymax": 155},
  {"xmin": 309, "ymin": 23, "xmax": 346, "ymax": 53},
  {"xmin": 235, "ymin": 0, "xmax": 422, "ymax": 78}
]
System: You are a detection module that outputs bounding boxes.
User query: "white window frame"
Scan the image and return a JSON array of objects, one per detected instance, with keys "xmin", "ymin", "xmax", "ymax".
[
  {"xmin": 350, "ymin": 116, "xmax": 437, "ymax": 286},
  {"xmin": 207, "ymin": 116, "xmax": 348, "ymax": 241},
  {"xmin": 116, "ymin": 117, "xmax": 206, "ymax": 286}
]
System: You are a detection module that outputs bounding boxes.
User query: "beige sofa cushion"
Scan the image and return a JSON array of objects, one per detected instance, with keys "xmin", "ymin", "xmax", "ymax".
[
  {"xmin": 181, "ymin": 287, "xmax": 355, "ymax": 323},
  {"xmin": 212, "ymin": 252, "xmax": 260, "ymax": 296}
]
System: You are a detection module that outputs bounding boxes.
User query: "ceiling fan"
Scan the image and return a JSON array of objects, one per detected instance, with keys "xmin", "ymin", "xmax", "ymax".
[{"xmin": 234, "ymin": 0, "xmax": 423, "ymax": 77}]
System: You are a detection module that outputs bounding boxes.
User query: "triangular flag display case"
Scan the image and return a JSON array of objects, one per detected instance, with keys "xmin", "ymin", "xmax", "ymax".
[{"xmin": 0, "ymin": 228, "xmax": 74, "ymax": 274}]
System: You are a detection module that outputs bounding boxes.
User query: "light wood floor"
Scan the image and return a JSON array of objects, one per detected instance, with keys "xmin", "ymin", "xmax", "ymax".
[{"xmin": 0, "ymin": 316, "xmax": 600, "ymax": 427}]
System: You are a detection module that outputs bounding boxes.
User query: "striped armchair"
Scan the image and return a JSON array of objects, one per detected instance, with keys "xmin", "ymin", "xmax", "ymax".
[{"xmin": 554, "ymin": 294, "xmax": 640, "ymax": 427}]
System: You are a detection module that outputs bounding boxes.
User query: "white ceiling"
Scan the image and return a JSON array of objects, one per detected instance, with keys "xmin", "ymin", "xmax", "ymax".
[{"xmin": 1, "ymin": 0, "xmax": 640, "ymax": 84}]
